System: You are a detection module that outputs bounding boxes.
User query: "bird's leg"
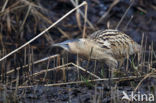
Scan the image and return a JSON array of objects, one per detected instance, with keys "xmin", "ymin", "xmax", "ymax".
[
  {"xmin": 76, "ymin": 53, "xmax": 80, "ymax": 66},
  {"xmin": 105, "ymin": 58, "xmax": 117, "ymax": 103},
  {"xmin": 118, "ymin": 58, "xmax": 125, "ymax": 68},
  {"xmin": 126, "ymin": 54, "xmax": 130, "ymax": 72},
  {"xmin": 105, "ymin": 57, "xmax": 118, "ymax": 78},
  {"xmin": 76, "ymin": 53, "xmax": 81, "ymax": 80},
  {"xmin": 85, "ymin": 47, "xmax": 93, "ymax": 69},
  {"xmin": 137, "ymin": 52, "xmax": 141, "ymax": 64}
]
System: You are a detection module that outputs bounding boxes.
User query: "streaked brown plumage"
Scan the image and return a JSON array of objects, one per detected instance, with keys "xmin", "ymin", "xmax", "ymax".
[{"xmin": 53, "ymin": 29, "xmax": 141, "ymax": 69}]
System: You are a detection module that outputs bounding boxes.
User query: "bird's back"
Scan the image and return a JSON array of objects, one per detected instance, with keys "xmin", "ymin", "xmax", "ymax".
[{"xmin": 88, "ymin": 29, "xmax": 141, "ymax": 60}]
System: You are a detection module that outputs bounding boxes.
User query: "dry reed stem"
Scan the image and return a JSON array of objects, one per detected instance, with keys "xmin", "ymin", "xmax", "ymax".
[
  {"xmin": 5, "ymin": 54, "xmax": 60, "ymax": 75},
  {"xmin": 26, "ymin": 62, "xmax": 100, "ymax": 79},
  {"xmin": 82, "ymin": 1, "xmax": 87, "ymax": 38},
  {"xmin": 26, "ymin": 63, "xmax": 72, "ymax": 78},
  {"xmin": 75, "ymin": 0, "xmax": 82, "ymax": 31},
  {"xmin": 14, "ymin": 71, "xmax": 19, "ymax": 102},
  {"xmin": 0, "ymin": 1, "xmax": 87, "ymax": 62},
  {"xmin": 6, "ymin": 12, "xmax": 11, "ymax": 33},
  {"xmin": 19, "ymin": 4, "xmax": 32, "ymax": 32},
  {"xmin": 0, "ymin": 1, "xmax": 24, "ymax": 16},
  {"xmin": 43, "ymin": 57, "xmax": 51, "ymax": 82},
  {"xmin": 9, "ymin": 62, "xmax": 101, "ymax": 84},
  {"xmin": 137, "ymin": 7, "xmax": 147, "ymax": 14},
  {"xmin": 70, "ymin": 0, "xmax": 95, "ymax": 30},
  {"xmin": 17, "ymin": 75, "xmax": 145, "ymax": 88},
  {"xmin": 57, "ymin": 28, "xmax": 71, "ymax": 39},
  {"xmin": 20, "ymin": 0, "xmax": 44, "ymax": 10},
  {"xmin": 115, "ymin": 0, "xmax": 134, "ymax": 29},
  {"xmin": 62, "ymin": 59, "xmax": 67, "ymax": 82},
  {"xmin": 9, "ymin": 63, "xmax": 73, "ymax": 84},
  {"xmin": 134, "ymin": 72, "xmax": 155, "ymax": 92},
  {"xmin": 0, "ymin": 33, "xmax": 4, "ymax": 49},
  {"xmin": 71, "ymin": 63, "xmax": 101, "ymax": 79},
  {"xmin": 151, "ymin": 4, "xmax": 156, "ymax": 10},
  {"xmin": 123, "ymin": 16, "xmax": 133, "ymax": 31},
  {"xmin": 32, "ymin": 6, "xmax": 71, "ymax": 39},
  {"xmin": 1, "ymin": 0, "xmax": 8, "ymax": 12},
  {"xmin": 97, "ymin": 0, "xmax": 119, "ymax": 23}
]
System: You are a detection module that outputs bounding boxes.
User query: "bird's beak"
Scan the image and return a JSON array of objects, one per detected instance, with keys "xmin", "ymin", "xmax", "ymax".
[{"xmin": 52, "ymin": 40, "xmax": 73, "ymax": 51}]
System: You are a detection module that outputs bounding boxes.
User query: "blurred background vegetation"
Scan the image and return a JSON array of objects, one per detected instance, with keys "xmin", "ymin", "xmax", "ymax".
[{"xmin": 0, "ymin": 0, "xmax": 156, "ymax": 102}]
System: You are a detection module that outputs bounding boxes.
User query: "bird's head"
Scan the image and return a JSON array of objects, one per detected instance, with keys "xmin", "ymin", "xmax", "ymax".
[
  {"xmin": 52, "ymin": 38, "xmax": 98, "ymax": 56},
  {"xmin": 52, "ymin": 40, "xmax": 72, "ymax": 52},
  {"xmin": 52, "ymin": 39, "xmax": 87, "ymax": 53}
]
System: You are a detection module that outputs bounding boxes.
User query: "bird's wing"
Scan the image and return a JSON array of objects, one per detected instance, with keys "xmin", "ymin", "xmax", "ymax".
[
  {"xmin": 89, "ymin": 29, "xmax": 135, "ymax": 59},
  {"xmin": 89, "ymin": 29, "xmax": 119, "ymax": 39}
]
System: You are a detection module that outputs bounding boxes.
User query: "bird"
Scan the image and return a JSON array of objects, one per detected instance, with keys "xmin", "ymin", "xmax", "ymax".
[{"xmin": 53, "ymin": 29, "xmax": 141, "ymax": 70}]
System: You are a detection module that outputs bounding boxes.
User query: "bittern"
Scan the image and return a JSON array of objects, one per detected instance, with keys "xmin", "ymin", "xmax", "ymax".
[{"xmin": 53, "ymin": 29, "xmax": 141, "ymax": 70}]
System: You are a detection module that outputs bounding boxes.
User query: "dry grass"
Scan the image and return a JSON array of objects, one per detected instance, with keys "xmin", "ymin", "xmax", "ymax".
[{"xmin": 0, "ymin": 0, "xmax": 155, "ymax": 103}]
